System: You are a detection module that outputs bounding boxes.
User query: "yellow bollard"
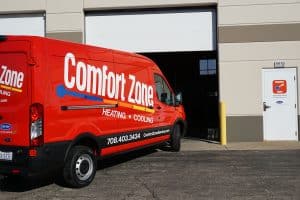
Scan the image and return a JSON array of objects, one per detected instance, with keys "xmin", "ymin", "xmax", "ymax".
[{"xmin": 220, "ymin": 102, "xmax": 227, "ymax": 145}]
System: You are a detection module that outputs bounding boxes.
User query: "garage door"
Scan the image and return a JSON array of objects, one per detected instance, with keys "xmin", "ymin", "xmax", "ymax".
[
  {"xmin": 0, "ymin": 14, "xmax": 45, "ymax": 36},
  {"xmin": 85, "ymin": 9, "xmax": 216, "ymax": 53}
]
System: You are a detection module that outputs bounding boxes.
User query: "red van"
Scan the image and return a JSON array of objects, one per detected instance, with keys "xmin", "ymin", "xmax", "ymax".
[{"xmin": 0, "ymin": 35, "xmax": 186, "ymax": 187}]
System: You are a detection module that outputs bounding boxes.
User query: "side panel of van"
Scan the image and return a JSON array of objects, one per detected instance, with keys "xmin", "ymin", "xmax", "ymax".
[
  {"xmin": 113, "ymin": 53, "xmax": 156, "ymax": 132},
  {"xmin": 43, "ymin": 42, "xmax": 117, "ymax": 144},
  {"xmin": 42, "ymin": 41, "xmax": 173, "ymax": 154},
  {"xmin": 100, "ymin": 53, "xmax": 172, "ymax": 156}
]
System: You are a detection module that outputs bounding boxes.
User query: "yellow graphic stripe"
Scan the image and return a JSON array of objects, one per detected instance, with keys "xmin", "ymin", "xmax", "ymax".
[
  {"xmin": 145, "ymin": 108, "xmax": 155, "ymax": 114},
  {"xmin": 0, "ymin": 84, "xmax": 22, "ymax": 93},
  {"xmin": 133, "ymin": 105, "xmax": 146, "ymax": 112},
  {"xmin": 118, "ymin": 102, "xmax": 133, "ymax": 109},
  {"xmin": 103, "ymin": 98, "xmax": 155, "ymax": 113},
  {"xmin": 132, "ymin": 104, "xmax": 155, "ymax": 113},
  {"xmin": 103, "ymin": 99, "xmax": 118, "ymax": 105},
  {"xmin": 132, "ymin": 105, "xmax": 155, "ymax": 114}
]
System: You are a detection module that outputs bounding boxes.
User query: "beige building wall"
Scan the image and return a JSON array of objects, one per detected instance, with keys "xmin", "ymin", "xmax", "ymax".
[
  {"xmin": 218, "ymin": 0, "xmax": 300, "ymax": 141},
  {"xmin": 0, "ymin": 0, "xmax": 83, "ymax": 42},
  {"xmin": 0, "ymin": 0, "xmax": 46, "ymax": 13},
  {"xmin": 46, "ymin": 0, "xmax": 83, "ymax": 43}
]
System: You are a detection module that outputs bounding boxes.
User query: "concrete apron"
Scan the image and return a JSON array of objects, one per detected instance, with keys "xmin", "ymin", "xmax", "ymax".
[{"xmin": 181, "ymin": 138, "xmax": 300, "ymax": 151}]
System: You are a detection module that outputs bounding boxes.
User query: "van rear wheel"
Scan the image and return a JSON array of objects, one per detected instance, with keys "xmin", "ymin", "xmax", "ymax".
[
  {"xmin": 63, "ymin": 146, "xmax": 97, "ymax": 188},
  {"xmin": 170, "ymin": 124, "xmax": 181, "ymax": 152}
]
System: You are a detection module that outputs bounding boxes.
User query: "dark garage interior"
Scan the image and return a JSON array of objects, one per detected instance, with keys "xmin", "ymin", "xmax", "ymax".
[{"xmin": 142, "ymin": 52, "xmax": 219, "ymax": 140}]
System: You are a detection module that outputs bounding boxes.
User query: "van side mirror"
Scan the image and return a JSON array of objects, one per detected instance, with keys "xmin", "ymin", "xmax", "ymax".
[{"xmin": 175, "ymin": 92, "xmax": 183, "ymax": 106}]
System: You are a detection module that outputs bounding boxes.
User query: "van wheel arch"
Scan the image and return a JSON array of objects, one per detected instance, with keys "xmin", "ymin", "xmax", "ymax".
[
  {"xmin": 168, "ymin": 119, "xmax": 187, "ymax": 152},
  {"xmin": 170, "ymin": 124, "xmax": 181, "ymax": 152},
  {"xmin": 64, "ymin": 133, "xmax": 99, "ymax": 162},
  {"xmin": 173, "ymin": 119, "xmax": 187, "ymax": 137}
]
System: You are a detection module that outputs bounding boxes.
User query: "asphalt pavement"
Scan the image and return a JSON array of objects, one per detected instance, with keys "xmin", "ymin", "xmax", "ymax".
[{"xmin": 0, "ymin": 139, "xmax": 300, "ymax": 200}]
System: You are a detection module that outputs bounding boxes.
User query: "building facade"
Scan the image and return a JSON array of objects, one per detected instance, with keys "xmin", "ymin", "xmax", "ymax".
[{"xmin": 1, "ymin": 0, "xmax": 299, "ymax": 142}]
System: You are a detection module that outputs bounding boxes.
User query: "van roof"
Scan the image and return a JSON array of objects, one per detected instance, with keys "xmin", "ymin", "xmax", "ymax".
[{"xmin": 3, "ymin": 35, "xmax": 153, "ymax": 63}]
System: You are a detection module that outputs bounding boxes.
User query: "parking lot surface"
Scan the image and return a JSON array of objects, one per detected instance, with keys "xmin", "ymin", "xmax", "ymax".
[{"xmin": 1, "ymin": 142, "xmax": 300, "ymax": 200}]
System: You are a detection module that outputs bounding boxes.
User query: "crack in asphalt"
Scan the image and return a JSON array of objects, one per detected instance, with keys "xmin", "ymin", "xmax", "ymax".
[{"xmin": 137, "ymin": 177, "xmax": 161, "ymax": 200}]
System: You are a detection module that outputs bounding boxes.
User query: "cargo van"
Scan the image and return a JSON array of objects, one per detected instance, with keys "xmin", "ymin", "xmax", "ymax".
[{"xmin": 0, "ymin": 35, "xmax": 186, "ymax": 187}]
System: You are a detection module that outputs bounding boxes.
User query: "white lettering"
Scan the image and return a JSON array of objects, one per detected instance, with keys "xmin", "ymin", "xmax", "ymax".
[
  {"xmin": 143, "ymin": 129, "xmax": 170, "ymax": 138},
  {"xmin": 128, "ymin": 74, "xmax": 135, "ymax": 104},
  {"xmin": 121, "ymin": 74, "xmax": 126, "ymax": 101},
  {"xmin": 0, "ymin": 65, "xmax": 24, "ymax": 89},
  {"xmin": 102, "ymin": 108, "xmax": 126, "ymax": 119},
  {"xmin": 128, "ymin": 74, "xmax": 154, "ymax": 107},
  {"xmin": 64, "ymin": 53, "xmax": 76, "ymax": 89},
  {"xmin": 0, "ymin": 89, "xmax": 10, "ymax": 97},
  {"xmin": 63, "ymin": 53, "xmax": 154, "ymax": 107},
  {"xmin": 10, "ymin": 70, "xmax": 18, "ymax": 86},
  {"xmin": 115, "ymin": 73, "xmax": 122, "ymax": 100},
  {"xmin": 76, "ymin": 61, "xmax": 87, "ymax": 91},
  {"xmin": 4, "ymin": 69, "xmax": 11, "ymax": 85},
  {"xmin": 16, "ymin": 72, "xmax": 24, "ymax": 88},
  {"xmin": 102, "ymin": 65, "xmax": 108, "ymax": 96},
  {"xmin": 107, "ymin": 71, "xmax": 115, "ymax": 98},
  {"xmin": 148, "ymin": 87, "xmax": 154, "ymax": 107},
  {"xmin": 86, "ymin": 64, "xmax": 102, "ymax": 94},
  {"xmin": 0, "ymin": 65, "xmax": 5, "ymax": 84},
  {"xmin": 135, "ymin": 81, "xmax": 142, "ymax": 105},
  {"xmin": 107, "ymin": 133, "xmax": 141, "ymax": 145},
  {"xmin": 133, "ymin": 114, "xmax": 153, "ymax": 124}
]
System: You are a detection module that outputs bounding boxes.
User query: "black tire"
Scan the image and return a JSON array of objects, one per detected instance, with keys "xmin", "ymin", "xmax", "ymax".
[
  {"xmin": 63, "ymin": 146, "xmax": 97, "ymax": 188},
  {"xmin": 170, "ymin": 124, "xmax": 181, "ymax": 152}
]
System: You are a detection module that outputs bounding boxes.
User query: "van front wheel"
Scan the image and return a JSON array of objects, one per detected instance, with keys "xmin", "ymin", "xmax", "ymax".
[
  {"xmin": 63, "ymin": 146, "xmax": 97, "ymax": 188},
  {"xmin": 170, "ymin": 124, "xmax": 181, "ymax": 152}
]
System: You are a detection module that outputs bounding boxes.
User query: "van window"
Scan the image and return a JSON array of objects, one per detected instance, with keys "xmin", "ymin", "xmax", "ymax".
[{"xmin": 154, "ymin": 74, "xmax": 174, "ymax": 105}]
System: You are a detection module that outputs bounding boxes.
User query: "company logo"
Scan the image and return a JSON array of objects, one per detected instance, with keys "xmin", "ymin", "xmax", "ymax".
[
  {"xmin": 0, "ymin": 65, "xmax": 24, "ymax": 93},
  {"xmin": 60, "ymin": 52, "xmax": 154, "ymax": 108},
  {"xmin": 276, "ymin": 100, "xmax": 284, "ymax": 104},
  {"xmin": 272, "ymin": 80, "xmax": 287, "ymax": 94},
  {"xmin": 0, "ymin": 123, "xmax": 12, "ymax": 131}
]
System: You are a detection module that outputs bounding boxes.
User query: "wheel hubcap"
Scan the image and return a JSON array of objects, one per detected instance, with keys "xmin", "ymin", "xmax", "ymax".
[{"xmin": 75, "ymin": 154, "xmax": 94, "ymax": 181}]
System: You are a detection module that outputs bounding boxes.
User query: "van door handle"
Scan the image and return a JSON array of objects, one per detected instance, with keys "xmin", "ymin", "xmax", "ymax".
[
  {"xmin": 263, "ymin": 102, "xmax": 271, "ymax": 111},
  {"xmin": 156, "ymin": 106, "xmax": 162, "ymax": 110}
]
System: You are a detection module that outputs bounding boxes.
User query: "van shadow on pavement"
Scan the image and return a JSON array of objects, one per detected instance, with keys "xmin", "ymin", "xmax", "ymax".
[
  {"xmin": 0, "ymin": 147, "xmax": 159, "ymax": 192},
  {"xmin": 0, "ymin": 175, "xmax": 55, "ymax": 192}
]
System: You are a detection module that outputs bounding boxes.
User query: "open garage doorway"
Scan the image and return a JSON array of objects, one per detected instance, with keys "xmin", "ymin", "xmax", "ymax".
[
  {"xmin": 85, "ymin": 7, "xmax": 218, "ymax": 140},
  {"xmin": 142, "ymin": 52, "xmax": 219, "ymax": 140}
]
